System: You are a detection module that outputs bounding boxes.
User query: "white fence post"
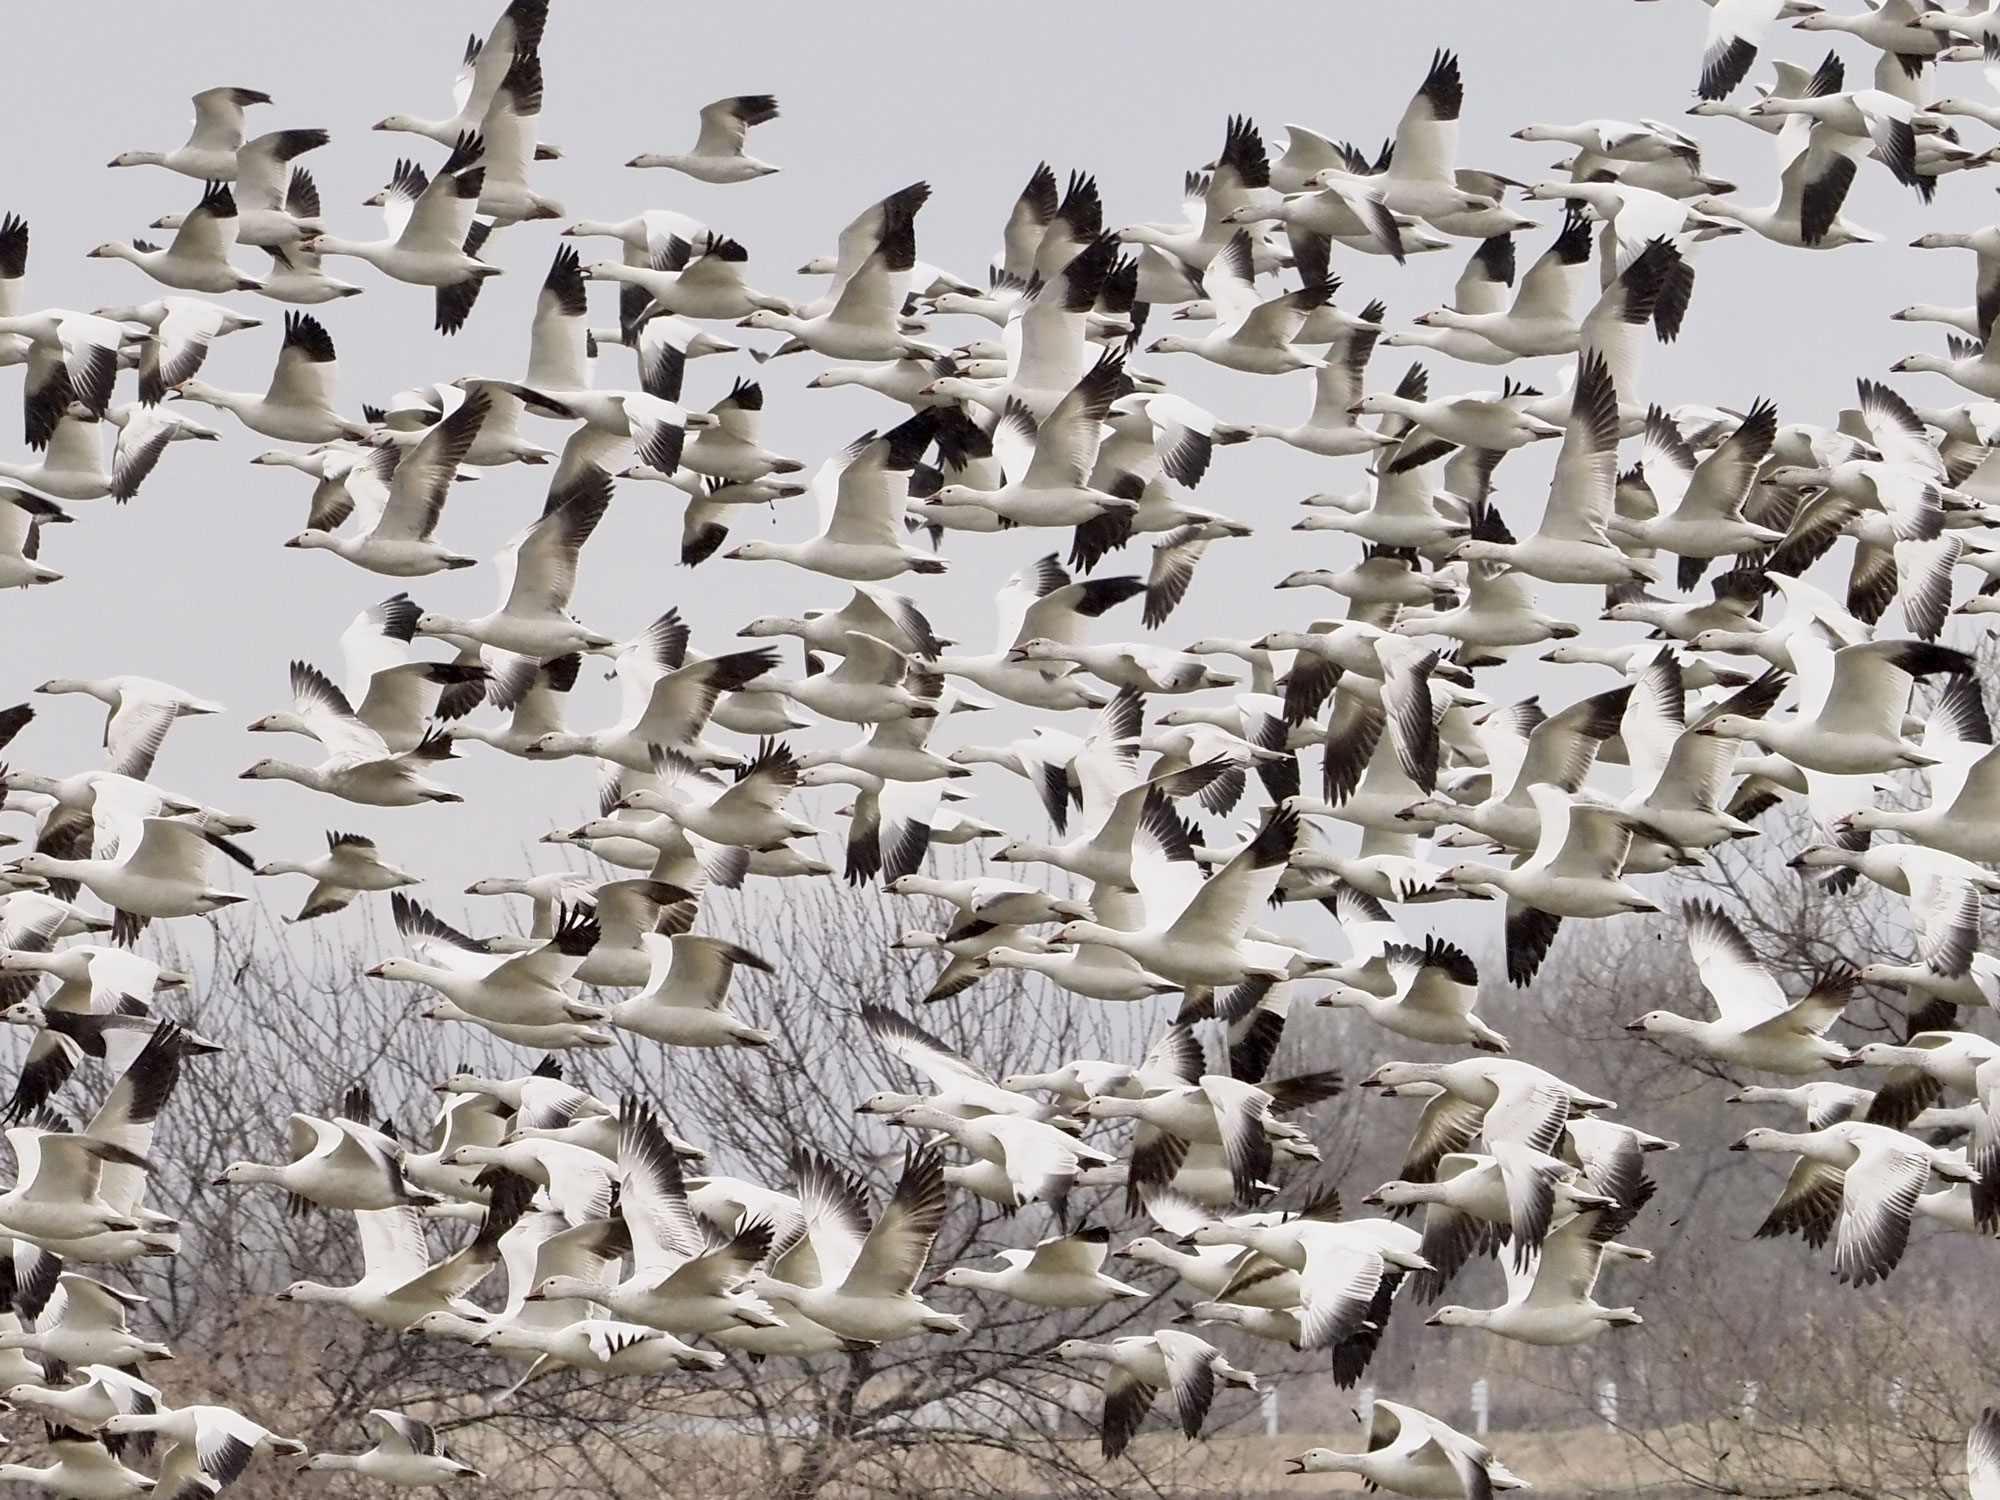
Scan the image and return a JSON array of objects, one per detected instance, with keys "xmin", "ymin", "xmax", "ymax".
[
  {"xmin": 1596, "ymin": 1378, "xmax": 1619, "ymax": 1432},
  {"xmin": 1261, "ymin": 1385, "xmax": 1279, "ymax": 1438},
  {"xmin": 1471, "ymin": 1377, "xmax": 1490, "ymax": 1438}
]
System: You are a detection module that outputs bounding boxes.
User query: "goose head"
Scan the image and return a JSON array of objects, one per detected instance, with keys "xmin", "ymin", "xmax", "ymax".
[
  {"xmin": 1729, "ymin": 1127, "xmax": 1793, "ymax": 1153},
  {"xmin": 1422, "ymin": 1304, "xmax": 1486, "ymax": 1328},
  {"xmin": 1624, "ymin": 1010, "xmax": 1696, "ymax": 1036},
  {"xmin": 722, "ymin": 541, "xmax": 785, "ymax": 562},
  {"xmin": 1359, "ymin": 1060, "xmax": 1441, "ymax": 1090},
  {"xmin": 1287, "ymin": 1449, "xmax": 1362, "ymax": 1476},
  {"xmin": 1691, "ymin": 713, "xmax": 1765, "ymax": 743},
  {"xmin": 238, "ymin": 758, "xmax": 305, "ymax": 782},
  {"xmin": 1359, "ymin": 1179, "xmax": 1432, "ymax": 1209},
  {"xmin": 363, "ymin": 956, "xmax": 426, "ymax": 982}
]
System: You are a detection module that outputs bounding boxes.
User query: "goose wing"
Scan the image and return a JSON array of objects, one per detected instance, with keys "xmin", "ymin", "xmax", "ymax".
[{"xmin": 843, "ymin": 1143, "xmax": 947, "ymax": 1296}]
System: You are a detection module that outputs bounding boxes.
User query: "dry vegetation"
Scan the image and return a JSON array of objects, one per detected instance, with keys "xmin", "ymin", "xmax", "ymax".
[{"xmin": 9, "ymin": 826, "xmax": 1989, "ymax": 1500}]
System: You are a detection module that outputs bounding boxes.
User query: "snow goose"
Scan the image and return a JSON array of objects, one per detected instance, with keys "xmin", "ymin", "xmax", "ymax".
[
  {"xmin": 752, "ymin": 632, "xmax": 939, "ymax": 725},
  {"xmin": 1378, "ymin": 236, "xmax": 1518, "ymax": 366},
  {"xmin": 523, "ymin": 641, "xmax": 773, "ymax": 772},
  {"xmin": 1701, "ymin": 636, "xmax": 1968, "ymax": 773},
  {"xmin": 1212, "ymin": 300, "xmax": 1394, "ymax": 457},
  {"xmin": 277, "ymin": 1175, "xmax": 530, "ymax": 1328},
  {"xmin": 1615, "ymin": 660, "xmax": 1787, "ymax": 849},
  {"xmin": 12, "ymin": 810, "xmax": 248, "ymax": 937},
  {"xmin": 1612, "ymin": 401, "xmax": 1781, "ymax": 578},
  {"xmin": 255, "ymin": 236, "xmax": 363, "ymax": 304},
  {"xmin": 0, "ymin": 1124, "xmax": 154, "ymax": 1249},
  {"xmin": 238, "ymin": 662, "xmax": 462, "ymax": 807},
  {"xmin": 888, "ymin": 1101, "xmax": 1115, "ymax": 1211},
  {"xmin": 1733, "ymin": 1120, "xmax": 1975, "ymax": 1283},
  {"xmin": 1744, "ymin": 57, "xmax": 1929, "ymax": 204},
  {"xmin": 932, "ymin": 353, "xmax": 1138, "ymax": 527},
  {"xmin": 858, "ymin": 1003, "xmax": 1061, "ymax": 1121},
  {"xmin": 93, "ymin": 296, "xmax": 259, "ymax": 406},
  {"xmin": 102, "ymin": 400, "xmax": 213, "ymax": 502},
  {"xmin": 1836, "ymin": 723, "xmax": 2000, "ymax": 861},
  {"xmin": 1890, "ymin": 330, "xmax": 2000, "ymax": 400},
  {"xmin": 252, "ymin": 831, "xmax": 417, "ymax": 922},
  {"xmin": 1399, "ymin": 686, "xmax": 1628, "ymax": 852},
  {"xmin": 1316, "ymin": 935, "xmax": 1508, "ymax": 1051},
  {"xmin": 302, "ymin": 1412, "xmax": 479, "ymax": 1486},
  {"xmin": 338, "ymin": 594, "xmax": 487, "ymax": 747},
  {"xmin": 449, "ymin": 652, "xmax": 579, "ymax": 757},
  {"xmin": 1294, "ymin": 443, "xmax": 1472, "ymax": 555},
  {"xmin": 675, "ymin": 378, "xmax": 802, "ymax": 483},
  {"xmin": 3, "ymin": 1367, "xmax": 161, "ymax": 1440},
  {"xmin": 736, "ymin": 1145, "xmax": 958, "ymax": 1343},
  {"xmin": 88, "ymin": 183, "xmax": 260, "ymax": 295},
  {"xmin": 0, "ymin": 416, "xmax": 132, "ymax": 505},
  {"xmin": 630, "ymin": 95, "xmax": 780, "ymax": 182},
  {"xmin": 1728, "ymin": 1080, "xmax": 1878, "ymax": 1130},
  {"xmin": 1437, "ymin": 783, "xmax": 1662, "ymax": 984},
  {"xmin": 1289, "ymin": 1401, "xmax": 1526, "ymax": 1497},
  {"xmin": 1011, "ymin": 638, "xmax": 1234, "ymax": 696},
  {"xmin": 517, "ymin": 1105, "xmax": 775, "ymax": 1332},
  {"xmin": 588, "ymin": 240, "xmax": 791, "ymax": 329},
  {"xmin": 726, "ymin": 415, "xmax": 944, "ymax": 580},
  {"xmin": 938, "ymin": 555, "xmax": 1144, "ymax": 710},
  {"xmin": 1365, "ymin": 1144, "xmax": 1621, "ymax": 1301},
  {"xmin": 413, "ymin": 466, "xmax": 617, "ymax": 658},
  {"xmin": 172, "ymin": 311, "xmax": 368, "ymax": 442},
  {"xmin": 602, "ymin": 933, "xmax": 772, "ymax": 1048},
  {"xmin": 214, "ymin": 1100, "xmax": 432, "ymax": 1213},
  {"xmin": 368, "ymin": 895, "xmax": 599, "ymax": 1030},
  {"xmin": 200, "ymin": 128, "xmax": 327, "ymax": 247},
  {"xmin": 1314, "ymin": 51, "xmax": 1495, "ymax": 223},
  {"xmin": 1146, "ymin": 232, "xmax": 1332, "ymax": 375},
  {"xmin": 969, "ymin": 886, "xmax": 1178, "ymax": 1004},
  {"xmin": 471, "ymin": 50, "xmax": 561, "ymax": 226},
  {"xmin": 285, "ymin": 392, "xmax": 488, "ymax": 575},
  {"xmin": 1447, "ymin": 355, "xmax": 1651, "ymax": 584},
  {"xmin": 303, "ymin": 138, "xmax": 500, "ymax": 334},
  {"xmin": 1352, "ymin": 374, "xmax": 1562, "ymax": 455},
  {"xmin": 0, "ymin": 309, "xmax": 129, "ymax": 447},
  {"xmin": 614, "ymin": 742, "xmax": 817, "ymax": 850},
  {"xmin": 1054, "ymin": 797, "xmax": 1308, "ymax": 988},
  {"xmin": 1694, "ymin": 75, "xmax": 1884, "ymax": 247},
  {"xmin": 99, "ymin": 1402, "xmax": 305, "ymax": 1497},
  {"xmin": 1078, "ymin": 1066, "xmax": 1339, "ymax": 1207},
  {"xmin": 1416, "ymin": 210, "xmax": 1592, "ymax": 357},
  {"xmin": 932, "ymin": 1225, "xmax": 1142, "ymax": 1309},
  {"xmin": 740, "ymin": 183, "xmax": 939, "ymax": 361},
  {"xmin": 1054, "ymin": 1329, "xmax": 1256, "ymax": 1458},
  {"xmin": 374, "ymin": 0, "xmax": 548, "ymax": 149},
  {"xmin": 0, "ymin": 1433, "xmax": 153, "ymax": 1499},
  {"xmin": 1425, "ymin": 1207, "xmax": 1646, "ymax": 1344},
  {"xmin": 0, "ymin": 489, "xmax": 68, "ymax": 586},
  {"xmin": 108, "ymin": 86, "xmax": 269, "ymax": 178},
  {"xmin": 1625, "ymin": 900, "xmax": 1852, "ymax": 1072},
  {"xmin": 1182, "ymin": 1210, "xmax": 1425, "ymax": 1353}
]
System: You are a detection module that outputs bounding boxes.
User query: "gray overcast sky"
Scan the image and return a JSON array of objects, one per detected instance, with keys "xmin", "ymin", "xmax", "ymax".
[{"xmin": 0, "ymin": 1, "xmax": 1978, "ymax": 956}]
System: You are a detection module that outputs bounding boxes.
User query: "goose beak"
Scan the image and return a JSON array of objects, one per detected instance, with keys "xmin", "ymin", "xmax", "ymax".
[{"xmin": 1728, "ymin": 1137, "xmax": 1751, "ymax": 1151}]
